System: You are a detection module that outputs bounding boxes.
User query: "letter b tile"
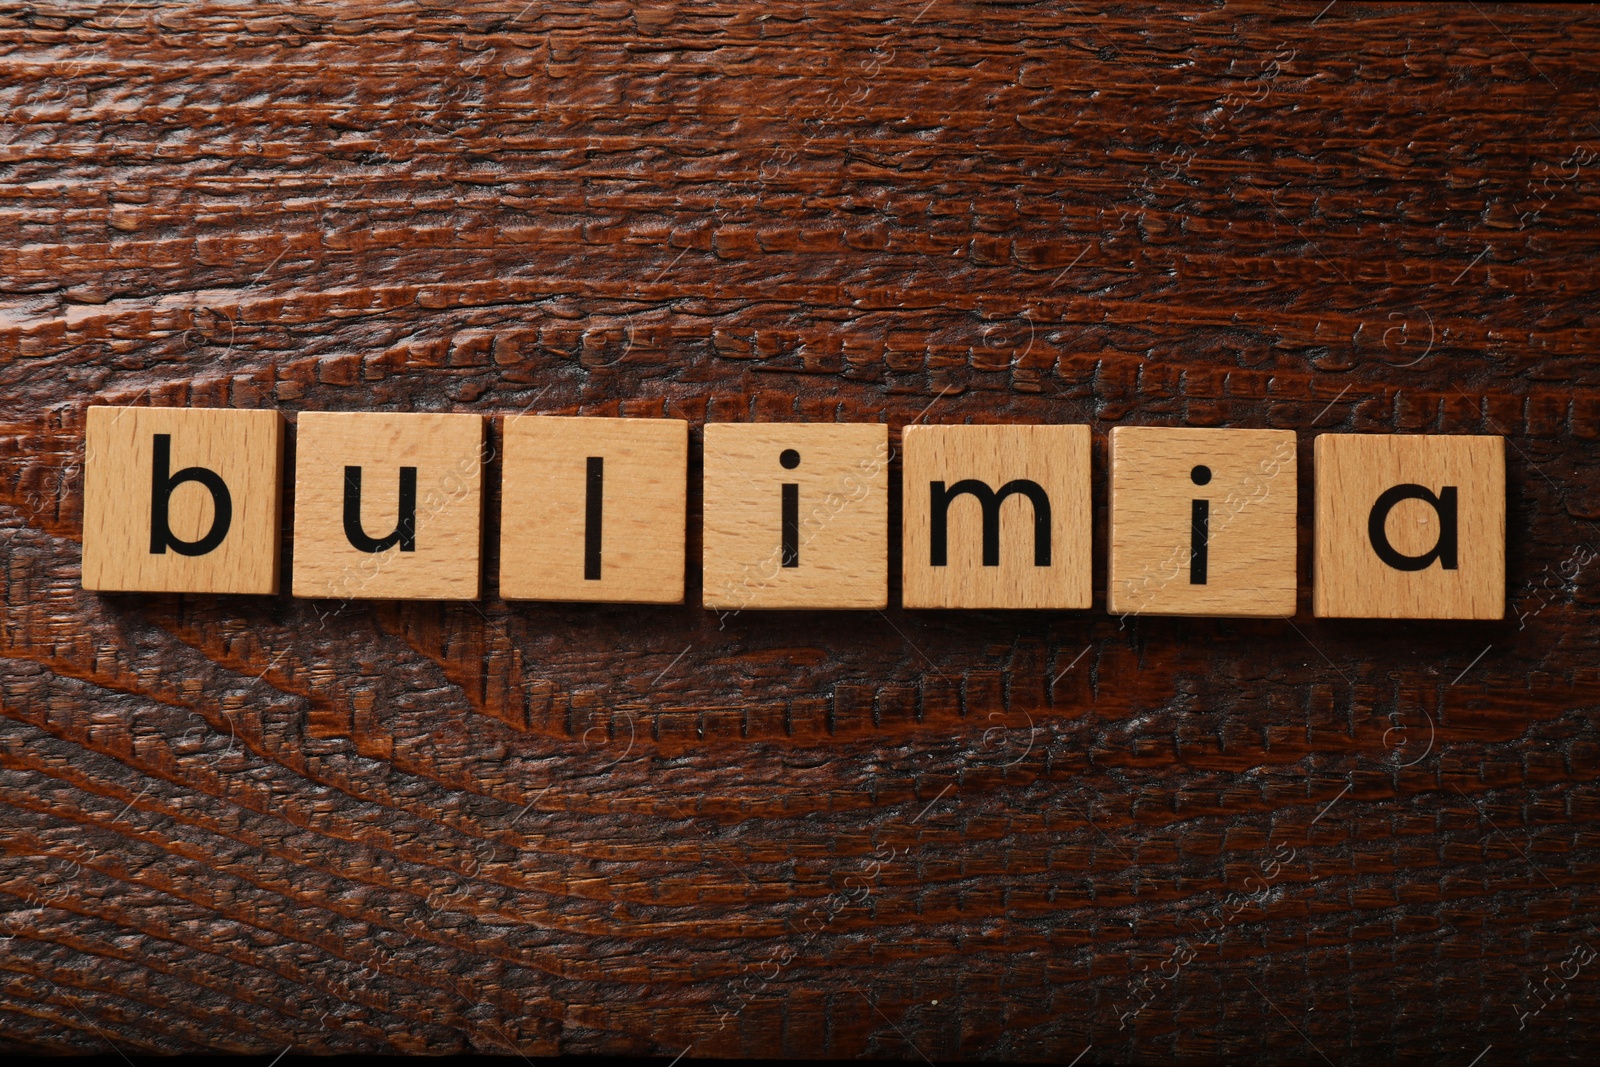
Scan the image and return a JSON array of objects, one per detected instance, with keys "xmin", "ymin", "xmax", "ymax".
[
  {"xmin": 292, "ymin": 412, "xmax": 484, "ymax": 600},
  {"xmin": 82, "ymin": 406, "xmax": 284, "ymax": 594},
  {"xmin": 1313, "ymin": 433, "xmax": 1504, "ymax": 619},
  {"xmin": 902, "ymin": 424, "xmax": 1092, "ymax": 609}
]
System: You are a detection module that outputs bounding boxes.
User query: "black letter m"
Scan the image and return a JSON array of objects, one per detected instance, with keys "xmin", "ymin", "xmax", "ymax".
[{"xmin": 929, "ymin": 479, "xmax": 1051, "ymax": 567}]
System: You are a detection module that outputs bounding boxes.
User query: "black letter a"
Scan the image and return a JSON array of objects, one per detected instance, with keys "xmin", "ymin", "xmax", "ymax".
[
  {"xmin": 149, "ymin": 433, "xmax": 232, "ymax": 556},
  {"xmin": 343, "ymin": 466, "xmax": 417, "ymax": 553},
  {"xmin": 1368, "ymin": 483, "xmax": 1458, "ymax": 571}
]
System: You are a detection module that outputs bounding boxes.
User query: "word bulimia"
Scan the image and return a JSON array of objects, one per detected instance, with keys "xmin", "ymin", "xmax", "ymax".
[{"xmin": 79, "ymin": 407, "xmax": 1507, "ymax": 621}]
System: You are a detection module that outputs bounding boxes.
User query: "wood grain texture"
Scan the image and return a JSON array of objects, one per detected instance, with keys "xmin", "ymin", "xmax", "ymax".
[{"xmin": 3, "ymin": 1, "xmax": 1600, "ymax": 1062}]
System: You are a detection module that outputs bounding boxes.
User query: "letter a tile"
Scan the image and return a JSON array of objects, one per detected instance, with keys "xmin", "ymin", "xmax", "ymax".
[
  {"xmin": 902, "ymin": 424, "xmax": 1092, "ymax": 609},
  {"xmin": 82, "ymin": 406, "xmax": 284, "ymax": 594},
  {"xmin": 292, "ymin": 412, "xmax": 484, "ymax": 600},
  {"xmin": 1108, "ymin": 426, "xmax": 1298, "ymax": 618},
  {"xmin": 702, "ymin": 423, "xmax": 888, "ymax": 610},
  {"xmin": 500, "ymin": 415, "xmax": 687, "ymax": 603},
  {"xmin": 1313, "ymin": 433, "xmax": 1504, "ymax": 619}
]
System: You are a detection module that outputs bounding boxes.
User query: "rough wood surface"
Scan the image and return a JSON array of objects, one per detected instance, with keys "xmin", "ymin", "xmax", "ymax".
[{"xmin": 3, "ymin": 2, "xmax": 1599, "ymax": 1062}]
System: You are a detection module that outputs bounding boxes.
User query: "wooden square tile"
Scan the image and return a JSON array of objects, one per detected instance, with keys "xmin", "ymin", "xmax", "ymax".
[
  {"xmin": 499, "ymin": 415, "xmax": 687, "ymax": 603},
  {"xmin": 292, "ymin": 412, "xmax": 484, "ymax": 600},
  {"xmin": 1108, "ymin": 426, "xmax": 1298, "ymax": 618},
  {"xmin": 702, "ymin": 423, "xmax": 888, "ymax": 610},
  {"xmin": 1313, "ymin": 433, "xmax": 1505, "ymax": 619},
  {"xmin": 82, "ymin": 406, "xmax": 284, "ymax": 594},
  {"xmin": 901, "ymin": 423, "xmax": 1092, "ymax": 609}
]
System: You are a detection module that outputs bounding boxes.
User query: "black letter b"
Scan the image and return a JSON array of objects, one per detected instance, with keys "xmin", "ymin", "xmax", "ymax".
[{"xmin": 149, "ymin": 433, "xmax": 232, "ymax": 556}]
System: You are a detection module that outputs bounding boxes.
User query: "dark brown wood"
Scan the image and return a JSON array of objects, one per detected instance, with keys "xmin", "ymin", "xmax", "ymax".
[{"xmin": 2, "ymin": 1, "xmax": 1598, "ymax": 1061}]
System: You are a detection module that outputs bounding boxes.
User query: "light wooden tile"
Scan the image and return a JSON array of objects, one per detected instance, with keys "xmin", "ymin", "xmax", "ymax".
[
  {"xmin": 82, "ymin": 406, "xmax": 284, "ymax": 594},
  {"xmin": 292, "ymin": 412, "xmax": 484, "ymax": 600},
  {"xmin": 1313, "ymin": 433, "xmax": 1504, "ymax": 619},
  {"xmin": 1108, "ymin": 426, "xmax": 1298, "ymax": 618},
  {"xmin": 901, "ymin": 423, "xmax": 1092, "ymax": 609},
  {"xmin": 499, "ymin": 416, "xmax": 687, "ymax": 603},
  {"xmin": 702, "ymin": 423, "xmax": 888, "ymax": 610}
]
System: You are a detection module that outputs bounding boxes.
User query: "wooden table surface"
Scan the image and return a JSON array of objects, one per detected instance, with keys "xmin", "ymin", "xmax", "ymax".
[{"xmin": 3, "ymin": 2, "xmax": 1599, "ymax": 1062}]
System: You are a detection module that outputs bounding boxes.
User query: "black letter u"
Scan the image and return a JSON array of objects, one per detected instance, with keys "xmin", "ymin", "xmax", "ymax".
[{"xmin": 343, "ymin": 466, "xmax": 417, "ymax": 553}]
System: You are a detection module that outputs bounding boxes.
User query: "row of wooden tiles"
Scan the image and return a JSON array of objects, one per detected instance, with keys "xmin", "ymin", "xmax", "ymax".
[{"xmin": 79, "ymin": 407, "xmax": 1505, "ymax": 619}]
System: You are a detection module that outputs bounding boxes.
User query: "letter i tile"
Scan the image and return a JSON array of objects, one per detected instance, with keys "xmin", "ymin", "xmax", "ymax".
[
  {"xmin": 702, "ymin": 423, "xmax": 888, "ymax": 610},
  {"xmin": 1108, "ymin": 426, "xmax": 1299, "ymax": 618}
]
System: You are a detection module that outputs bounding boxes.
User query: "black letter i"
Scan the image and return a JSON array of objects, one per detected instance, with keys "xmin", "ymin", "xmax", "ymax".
[
  {"xmin": 780, "ymin": 449, "xmax": 800, "ymax": 568},
  {"xmin": 1189, "ymin": 464, "xmax": 1210, "ymax": 585}
]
